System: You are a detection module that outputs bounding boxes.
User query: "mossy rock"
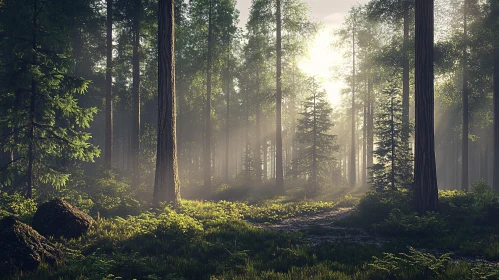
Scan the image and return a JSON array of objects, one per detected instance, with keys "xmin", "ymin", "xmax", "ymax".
[
  {"xmin": 0, "ymin": 216, "xmax": 64, "ymax": 274},
  {"xmin": 32, "ymin": 199, "xmax": 94, "ymax": 239}
]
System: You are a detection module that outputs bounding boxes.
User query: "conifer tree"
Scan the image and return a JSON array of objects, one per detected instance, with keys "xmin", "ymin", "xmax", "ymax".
[
  {"xmin": 0, "ymin": 0, "xmax": 100, "ymax": 198},
  {"xmin": 371, "ymin": 80, "xmax": 412, "ymax": 191},
  {"xmin": 292, "ymin": 78, "xmax": 337, "ymax": 195}
]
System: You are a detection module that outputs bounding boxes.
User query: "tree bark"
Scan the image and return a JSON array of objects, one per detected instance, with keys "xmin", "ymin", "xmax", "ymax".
[
  {"xmin": 255, "ymin": 68, "xmax": 262, "ymax": 183},
  {"xmin": 132, "ymin": 0, "xmax": 141, "ymax": 181},
  {"xmin": 350, "ymin": 17, "xmax": 356, "ymax": 187},
  {"xmin": 461, "ymin": 0, "xmax": 469, "ymax": 191},
  {"xmin": 154, "ymin": 0, "xmax": 180, "ymax": 206},
  {"xmin": 402, "ymin": 3, "xmax": 410, "ymax": 142},
  {"xmin": 105, "ymin": 0, "xmax": 113, "ymax": 168},
  {"xmin": 493, "ymin": 58, "xmax": 499, "ymax": 192},
  {"xmin": 275, "ymin": 0, "xmax": 284, "ymax": 193},
  {"xmin": 367, "ymin": 76, "xmax": 374, "ymax": 178},
  {"xmin": 414, "ymin": 0, "xmax": 438, "ymax": 213},
  {"xmin": 225, "ymin": 40, "xmax": 230, "ymax": 183},
  {"xmin": 204, "ymin": 0, "xmax": 213, "ymax": 191}
]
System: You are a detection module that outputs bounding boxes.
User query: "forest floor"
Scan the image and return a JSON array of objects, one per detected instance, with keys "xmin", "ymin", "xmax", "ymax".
[
  {"xmin": 250, "ymin": 207, "xmax": 388, "ymax": 247},
  {"xmin": 5, "ymin": 184, "xmax": 499, "ymax": 279}
]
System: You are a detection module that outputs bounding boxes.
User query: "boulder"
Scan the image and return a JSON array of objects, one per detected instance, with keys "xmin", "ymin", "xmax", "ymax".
[
  {"xmin": 0, "ymin": 216, "xmax": 64, "ymax": 274},
  {"xmin": 32, "ymin": 199, "xmax": 94, "ymax": 239}
]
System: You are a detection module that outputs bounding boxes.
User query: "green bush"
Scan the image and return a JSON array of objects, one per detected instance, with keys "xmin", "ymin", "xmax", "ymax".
[
  {"xmin": 373, "ymin": 209, "xmax": 447, "ymax": 237},
  {"xmin": 368, "ymin": 247, "xmax": 452, "ymax": 280},
  {"xmin": 0, "ymin": 192, "xmax": 37, "ymax": 222},
  {"xmin": 342, "ymin": 190, "xmax": 412, "ymax": 227}
]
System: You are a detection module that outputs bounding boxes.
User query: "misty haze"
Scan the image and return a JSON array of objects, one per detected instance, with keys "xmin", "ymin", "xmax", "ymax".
[{"xmin": 0, "ymin": 0, "xmax": 499, "ymax": 279}]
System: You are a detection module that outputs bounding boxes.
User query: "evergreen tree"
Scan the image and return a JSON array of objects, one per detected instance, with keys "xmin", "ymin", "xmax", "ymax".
[
  {"xmin": 0, "ymin": 0, "xmax": 100, "ymax": 198},
  {"xmin": 414, "ymin": 0, "xmax": 438, "ymax": 212},
  {"xmin": 292, "ymin": 78, "xmax": 337, "ymax": 195},
  {"xmin": 154, "ymin": 0, "xmax": 180, "ymax": 206},
  {"xmin": 371, "ymin": 80, "xmax": 412, "ymax": 191}
]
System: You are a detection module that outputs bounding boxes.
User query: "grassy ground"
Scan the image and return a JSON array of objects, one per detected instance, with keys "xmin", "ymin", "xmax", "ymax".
[{"xmin": 4, "ymin": 182, "xmax": 499, "ymax": 279}]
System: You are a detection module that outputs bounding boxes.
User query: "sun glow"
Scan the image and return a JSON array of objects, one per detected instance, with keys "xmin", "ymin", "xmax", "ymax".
[{"xmin": 299, "ymin": 29, "xmax": 345, "ymax": 107}]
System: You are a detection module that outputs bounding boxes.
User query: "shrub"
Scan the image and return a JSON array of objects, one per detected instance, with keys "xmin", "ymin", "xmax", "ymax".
[
  {"xmin": 373, "ymin": 209, "xmax": 447, "ymax": 237},
  {"xmin": 0, "ymin": 192, "xmax": 37, "ymax": 222},
  {"xmin": 343, "ymin": 190, "xmax": 412, "ymax": 227},
  {"xmin": 369, "ymin": 247, "xmax": 452, "ymax": 280}
]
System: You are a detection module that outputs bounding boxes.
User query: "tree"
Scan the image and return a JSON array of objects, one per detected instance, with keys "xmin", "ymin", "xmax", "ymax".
[
  {"xmin": 414, "ymin": 0, "xmax": 438, "ymax": 212},
  {"xmin": 131, "ymin": 0, "xmax": 142, "ymax": 182},
  {"xmin": 462, "ymin": 0, "xmax": 470, "ymax": 191},
  {"xmin": 154, "ymin": 0, "xmax": 180, "ymax": 206},
  {"xmin": 105, "ymin": 0, "xmax": 113, "ymax": 168},
  {"xmin": 276, "ymin": 0, "xmax": 284, "ymax": 193},
  {"xmin": 350, "ymin": 7, "xmax": 358, "ymax": 188},
  {"xmin": 0, "ymin": 0, "xmax": 100, "ymax": 198},
  {"xmin": 367, "ymin": 0, "xmax": 414, "ymax": 143},
  {"xmin": 371, "ymin": 80, "xmax": 412, "ymax": 191},
  {"xmin": 292, "ymin": 78, "xmax": 337, "ymax": 195}
]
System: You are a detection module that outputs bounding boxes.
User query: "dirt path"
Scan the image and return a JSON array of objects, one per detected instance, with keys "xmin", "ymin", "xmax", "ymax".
[{"xmin": 250, "ymin": 207, "xmax": 387, "ymax": 246}]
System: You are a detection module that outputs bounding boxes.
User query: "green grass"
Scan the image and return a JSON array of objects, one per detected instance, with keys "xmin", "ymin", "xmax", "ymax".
[{"xmin": 4, "ymin": 184, "xmax": 499, "ymax": 280}]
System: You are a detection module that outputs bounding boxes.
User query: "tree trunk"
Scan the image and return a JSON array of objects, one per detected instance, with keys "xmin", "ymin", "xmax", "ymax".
[
  {"xmin": 275, "ymin": 0, "xmax": 284, "ymax": 192},
  {"xmin": 132, "ymin": 0, "xmax": 141, "ymax": 182},
  {"xmin": 391, "ymin": 93, "xmax": 395, "ymax": 190},
  {"xmin": 462, "ymin": 0, "xmax": 469, "ymax": 191},
  {"xmin": 225, "ymin": 41, "xmax": 230, "ymax": 183},
  {"xmin": 105, "ymin": 0, "xmax": 113, "ymax": 168},
  {"xmin": 402, "ymin": 3, "xmax": 410, "ymax": 142},
  {"xmin": 204, "ymin": 0, "xmax": 213, "ymax": 191},
  {"xmin": 493, "ymin": 58, "xmax": 499, "ymax": 192},
  {"xmin": 255, "ymin": 69, "xmax": 262, "ymax": 183},
  {"xmin": 263, "ymin": 139, "xmax": 268, "ymax": 180},
  {"xmin": 154, "ymin": 0, "xmax": 180, "ymax": 206},
  {"xmin": 350, "ymin": 18, "xmax": 356, "ymax": 187},
  {"xmin": 367, "ymin": 76, "xmax": 374, "ymax": 178},
  {"xmin": 311, "ymin": 79, "xmax": 317, "ymax": 193},
  {"xmin": 362, "ymin": 93, "xmax": 367, "ymax": 187},
  {"xmin": 414, "ymin": 0, "xmax": 439, "ymax": 213}
]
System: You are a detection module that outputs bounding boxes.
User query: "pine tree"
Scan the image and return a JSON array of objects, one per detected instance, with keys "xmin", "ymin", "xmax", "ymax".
[
  {"xmin": 371, "ymin": 80, "xmax": 412, "ymax": 191},
  {"xmin": 414, "ymin": 0, "xmax": 438, "ymax": 212},
  {"xmin": 292, "ymin": 78, "xmax": 337, "ymax": 195},
  {"xmin": 154, "ymin": 0, "xmax": 180, "ymax": 206},
  {"xmin": 0, "ymin": 0, "xmax": 100, "ymax": 198}
]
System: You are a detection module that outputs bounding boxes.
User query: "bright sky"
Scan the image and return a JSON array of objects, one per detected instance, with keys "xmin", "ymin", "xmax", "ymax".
[{"xmin": 236, "ymin": 0, "xmax": 371, "ymax": 106}]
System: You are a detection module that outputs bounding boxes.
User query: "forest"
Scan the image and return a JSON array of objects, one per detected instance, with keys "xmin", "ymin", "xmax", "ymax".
[{"xmin": 1, "ymin": 0, "xmax": 499, "ymax": 279}]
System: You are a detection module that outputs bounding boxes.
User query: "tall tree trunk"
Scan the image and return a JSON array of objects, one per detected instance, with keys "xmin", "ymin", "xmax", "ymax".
[
  {"xmin": 27, "ymin": 0, "xmax": 39, "ymax": 198},
  {"xmin": 362, "ymin": 92, "xmax": 367, "ymax": 187},
  {"xmin": 154, "ymin": 0, "xmax": 180, "ymax": 206},
  {"xmin": 311, "ymin": 79, "xmax": 317, "ymax": 193},
  {"xmin": 204, "ymin": 0, "xmax": 213, "ymax": 191},
  {"xmin": 263, "ymin": 139, "xmax": 268, "ymax": 180},
  {"xmin": 132, "ymin": 0, "xmax": 141, "ymax": 182},
  {"xmin": 275, "ymin": 0, "xmax": 284, "ymax": 192},
  {"xmin": 391, "ymin": 93, "xmax": 395, "ymax": 190},
  {"xmin": 402, "ymin": 2, "xmax": 410, "ymax": 142},
  {"xmin": 255, "ymin": 69, "xmax": 262, "ymax": 183},
  {"xmin": 493, "ymin": 58, "xmax": 499, "ymax": 192},
  {"xmin": 367, "ymin": 76, "xmax": 374, "ymax": 179},
  {"xmin": 462, "ymin": 0, "xmax": 469, "ymax": 191},
  {"xmin": 225, "ymin": 40, "xmax": 230, "ymax": 183},
  {"xmin": 414, "ymin": 0, "xmax": 438, "ymax": 213},
  {"xmin": 350, "ymin": 19, "xmax": 356, "ymax": 187},
  {"xmin": 105, "ymin": 0, "xmax": 113, "ymax": 168}
]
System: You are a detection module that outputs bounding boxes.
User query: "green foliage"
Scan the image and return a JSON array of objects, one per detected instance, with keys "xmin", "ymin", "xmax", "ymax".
[
  {"xmin": 291, "ymin": 78, "xmax": 338, "ymax": 195},
  {"xmin": 343, "ymin": 190, "xmax": 412, "ymax": 227},
  {"xmin": 369, "ymin": 247, "xmax": 452, "ymax": 280},
  {"xmin": 370, "ymin": 80, "xmax": 412, "ymax": 191},
  {"xmin": 0, "ymin": 192, "xmax": 37, "ymax": 222},
  {"xmin": 373, "ymin": 209, "xmax": 447, "ymax": 237},
  {"xmin": 0, "ymin": 0, "xmax": 100, "ymax": 197}
]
